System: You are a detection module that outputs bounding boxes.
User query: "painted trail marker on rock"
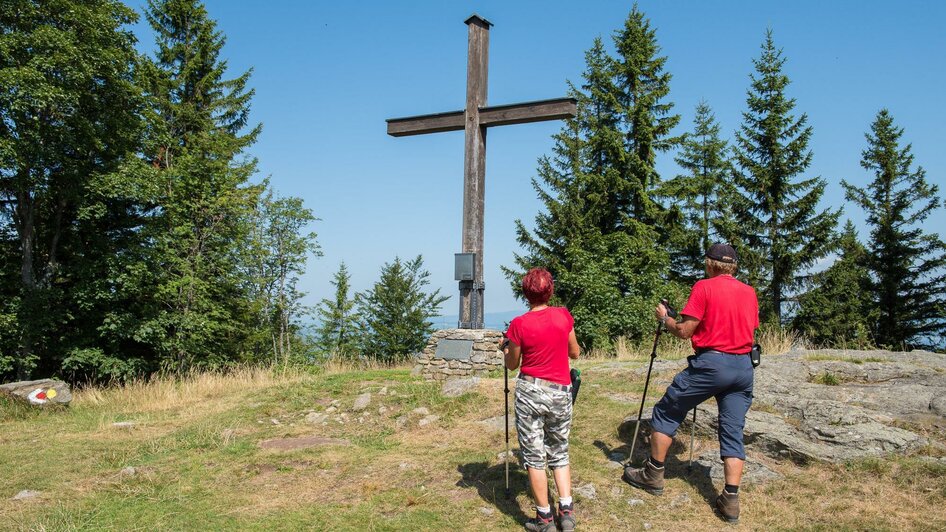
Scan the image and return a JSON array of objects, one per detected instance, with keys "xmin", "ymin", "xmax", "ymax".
[{"xmin": 386, "ymin": 14, "xmax": 576, "ymax": 329}]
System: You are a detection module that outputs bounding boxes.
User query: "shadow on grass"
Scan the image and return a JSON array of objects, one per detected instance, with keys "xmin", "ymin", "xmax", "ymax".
[
  {"xmin": 457, "ymin": 461, "xmax": 530, "ymax": 524},
  {"xmin": 593, "ymin": 415, "xmax": 722, "ymax": 517}
]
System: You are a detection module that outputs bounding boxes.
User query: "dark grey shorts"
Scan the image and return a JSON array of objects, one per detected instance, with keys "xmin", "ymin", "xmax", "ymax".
[{"xmin": 650, "ymin": 352, "xmax": 754, "ymax": 460}]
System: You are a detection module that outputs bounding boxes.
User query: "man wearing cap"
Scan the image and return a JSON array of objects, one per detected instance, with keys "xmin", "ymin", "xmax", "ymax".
[{"xmin": 622, "ymin": 243, "xmax": 759, "ymax": 523}]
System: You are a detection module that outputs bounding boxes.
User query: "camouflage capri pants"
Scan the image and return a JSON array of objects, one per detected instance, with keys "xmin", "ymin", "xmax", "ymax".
[{"xmin": 515, "ymin": 378, "xmax": 573, "ymax": 470}]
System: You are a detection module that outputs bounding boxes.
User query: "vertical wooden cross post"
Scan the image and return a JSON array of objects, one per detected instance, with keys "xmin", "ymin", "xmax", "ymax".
[{"xmin": 386, "ymin": 15, "xmax": 576, "ymax": 329}]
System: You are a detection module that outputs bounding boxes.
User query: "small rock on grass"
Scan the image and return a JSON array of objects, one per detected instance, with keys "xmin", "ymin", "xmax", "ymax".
[
  {"xmin": 418, "ymin": 415, "xmax": 440, "ymax": 427},
  {"xmin": 112, "ymin": 421, "xmax": 136, "ymax": 429},
  {"xmin": 670, "ymin": 492, "xmax": 691, "ymax": 507},
  {"xmin": 442, "ymin": 377, "xmax": 480, "ymax": 397},
  {"xmin": 352, "ymin": 393, "xmax": 371, "ymax": 411},
  {"xmin": 395, "ymin": 416, "xmax": 408, "ymax": 429},
  {"xmin": 120, "ymin": 467, "xmax": 137, "ymax": 477},
  {"xmin": 305, "ymin": 413, "xmax": 328, "ymax": 425},
  {"xmin": 628, "ymin": 498, "xmax": 644, "ymax": 506},
  {"xmin": 412, "ymin": 407, "xmax": 430, "ymax": 416},
  {"xmin": 12, "ymin": 490, "xmax": 40, "ymax": 501},
  {"xmin": 573, "ymin": 483, "xmax": 597, "ymax": 501},
  {"xmin": 479, "ymin": 507, "xmax": 495, "ymax": 516}
]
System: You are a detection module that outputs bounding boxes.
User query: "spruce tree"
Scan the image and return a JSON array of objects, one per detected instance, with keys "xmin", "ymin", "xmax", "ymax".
[
  {"xmin": 129, "ymin": 0, "xmax": 263, "ymax": 371},
  {"xmin": 315, "ymin": 263, "xmax": 359, "ymax": 360},
  {"xmin": 663, "ymin": 101, "xmax": 732, "ymax": 281},
  {"xmin": 793, "ymin": 221, "xmax": 874, "ymax": 347},
  {"xmin": 355, "ymin": 256, "xmax": 448, "ymax": 363},
  {"xmin": 728, "ymin": 30, "xmax": 840, "ymax": 322},
  {"xmin": 842, "ymin": 110, "xmax": 946, "ymax": 349},
  {"xmin": 508, "ymin": 21, "xmax": 674, "ymax": 349},
  {"xmin": 612, "ymin": 5, "xmax": 682, "ymax": 225}
]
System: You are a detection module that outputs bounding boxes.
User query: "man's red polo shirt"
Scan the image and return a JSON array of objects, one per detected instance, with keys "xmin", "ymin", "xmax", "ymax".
[{"xmin": 680, "ymin": 274, "xmax": 759, "ymax": 354}]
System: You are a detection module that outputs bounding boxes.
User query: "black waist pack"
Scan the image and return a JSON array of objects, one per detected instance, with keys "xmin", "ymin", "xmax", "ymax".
[{"xmin": 750, "ymin": 343, "xmax": 762, "ymax": 368}]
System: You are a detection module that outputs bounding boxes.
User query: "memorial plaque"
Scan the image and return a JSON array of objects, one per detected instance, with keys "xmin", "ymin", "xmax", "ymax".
[{"xmin": 435, "ymin": 339, "xmax": 474, "ymax": 361}]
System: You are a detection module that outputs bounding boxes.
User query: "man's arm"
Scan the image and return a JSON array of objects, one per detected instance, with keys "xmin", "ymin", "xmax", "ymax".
[
  {"xmin": 567, "ymin": 329, "xmax": 580, "ymax": 359},
  {"xmin": 656, "ymin": 303, "xmax": 700, "ymax": 339}
]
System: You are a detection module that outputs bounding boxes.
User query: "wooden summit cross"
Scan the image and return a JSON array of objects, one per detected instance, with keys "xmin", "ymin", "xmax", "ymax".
[{"xmin": 386, "ymin": 14, "xmax": 576, "ymax": 329}]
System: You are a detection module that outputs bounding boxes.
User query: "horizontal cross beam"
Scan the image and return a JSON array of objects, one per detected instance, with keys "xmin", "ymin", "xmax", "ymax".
[{"xmin": 386, "ymin": 97, "xmax": 577, "ymax": 137}]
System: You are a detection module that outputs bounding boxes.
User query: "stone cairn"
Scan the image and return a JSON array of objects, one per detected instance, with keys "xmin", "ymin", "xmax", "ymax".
[{"xmin": 415, "ymin": 328, "xmax": 504, "ymax": 381}]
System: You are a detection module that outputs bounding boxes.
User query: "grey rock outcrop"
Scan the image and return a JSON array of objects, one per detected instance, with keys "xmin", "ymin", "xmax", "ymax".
[
  {"xmin": 690, "ymin": 349, "xmax": 945, "ymax": 464},
  {"xmin": 0, "ymin": 379, "xmax": 72, "ymax": 406}
]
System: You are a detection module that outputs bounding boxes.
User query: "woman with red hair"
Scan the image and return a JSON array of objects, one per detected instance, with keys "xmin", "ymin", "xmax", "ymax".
[{"xmin": 504, "ymin": 268, "xmax": 581, "ymax": 531}]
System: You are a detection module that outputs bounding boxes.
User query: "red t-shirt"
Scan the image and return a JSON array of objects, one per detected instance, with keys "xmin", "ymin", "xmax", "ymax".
[
  {"xmin": 506, "ymin": 306, "xmax": 574, "ymax": 385},
  {"xmin": 681, "ymin": 274, "xmax": 760, "ymax": 354}
]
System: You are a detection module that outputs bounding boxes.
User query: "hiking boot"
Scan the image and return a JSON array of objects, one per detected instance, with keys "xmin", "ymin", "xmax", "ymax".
[
  {"xmin": 716, "ymin": 490, "xmax": 740, "ymax": 523},
  {"xmin": 622, "ymin": 459, "xmax": 665, "ymax": 495},
  {"xmin": 524, "ymin": 508, "xmax": 556, "ymax": 532},
  {"xmin": 558, "ymin": 502, "xmax": 576, "ymax": 532}
]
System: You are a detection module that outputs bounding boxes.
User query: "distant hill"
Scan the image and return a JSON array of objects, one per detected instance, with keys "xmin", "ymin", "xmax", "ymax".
[{"xmin": 429, "ymin": 309, "xmax": 525, "ymax": 331}]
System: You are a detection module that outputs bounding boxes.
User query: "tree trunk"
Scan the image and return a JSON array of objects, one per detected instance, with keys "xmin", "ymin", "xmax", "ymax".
[{"xmin": 14, "ymin": 186, "xmax": 36, "ymax": 380}]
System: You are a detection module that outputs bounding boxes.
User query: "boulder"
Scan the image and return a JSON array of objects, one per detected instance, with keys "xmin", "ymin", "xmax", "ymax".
[{"xmin": 0, "ymin": 379, "xmax": 72, "ymax": 406}]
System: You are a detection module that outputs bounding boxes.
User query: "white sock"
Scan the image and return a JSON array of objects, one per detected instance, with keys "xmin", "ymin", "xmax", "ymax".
[
  {"xmin": 559, "ymin": 496, "xmax": 573, "ymax": 507},
  {"xmin": 536, "ymin": 505, "xmax": 551, "ymax": 515}
]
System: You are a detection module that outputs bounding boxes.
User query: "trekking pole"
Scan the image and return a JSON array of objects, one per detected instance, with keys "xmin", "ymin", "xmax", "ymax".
[
  {"xmin": 627, "ymin": 299, "xmax": 677, "ymax": 466},
  {"xmin": 626, "ymin": 322, "xmax": 662, "ymax": 466},
  {"xmin": 504, "ymin": 364, "xmax": 511, "ymax": 499},
  {"xmin": 688, "ymin": 408, "xmax": 696, "ymax": 472}
]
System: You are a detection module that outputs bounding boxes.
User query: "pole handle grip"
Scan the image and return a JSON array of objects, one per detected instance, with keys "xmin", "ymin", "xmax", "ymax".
[{"xmin": 660, "ymin": 298, "xmax": 678, "ymax": 318}]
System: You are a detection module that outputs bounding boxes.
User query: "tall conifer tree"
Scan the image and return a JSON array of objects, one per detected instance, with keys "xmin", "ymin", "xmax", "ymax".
[
  {"xmin": 130, "ymin": 0, "xmax": 263, "ymax": 371},
  {"xmin": 842, "ymin": 110, "xmax": 946, "ymax": 349},
  {"xmin": 663, "ymin": 101, "xmax": 732, "ymax": 281},
  {"xmin": 509, "ymin": 6, "xmax": 682, "ymax": 348},
  {"xmin": 612, "ymin": 5, "xmax": 682, "ymax": 225},
  {"xmin": 728, "ymin": 30, "xmax": 839, "ymax": 322}
]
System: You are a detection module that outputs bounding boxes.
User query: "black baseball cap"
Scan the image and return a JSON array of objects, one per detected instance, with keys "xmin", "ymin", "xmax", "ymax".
[{"xmin": 706, "ymin": 243, "xmax": 737, "ymax": 264}]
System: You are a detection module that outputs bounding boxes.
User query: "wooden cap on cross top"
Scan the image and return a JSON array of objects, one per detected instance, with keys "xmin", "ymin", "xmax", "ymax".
[{"xmin": 464, "ymin": 14, "xmax": 493, "ymax": 28}]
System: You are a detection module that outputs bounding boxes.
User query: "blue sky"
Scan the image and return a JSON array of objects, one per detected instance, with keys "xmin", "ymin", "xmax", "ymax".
[{"xmin": 130, "ymin": 1, "xmax": 946, "ymax": 317}]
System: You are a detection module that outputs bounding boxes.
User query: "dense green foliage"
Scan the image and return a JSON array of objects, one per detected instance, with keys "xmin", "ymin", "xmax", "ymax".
[
  {"xmin": 725, "ymin": 30, "xmax": 840, "ymax": 323},
  {"xmin": 2, "ymin": 2, "xmax": 944, "ymax": 378},
  {"xmin": 793, "ymin": 222, "xmax": 875, "ymax": 347},
  {"xmin": 355, "ymin": 256, "xmax": 448, "ymax": 362},
  {"xmin": 841, "ymin": 110, "xmax": 946, "ymax": 349},
  {"xmin": 508, "ymin": 7, "xmax": 684, "ymax": 349},
  {"xmin": 0, "ymin": 0, "xmax": 143, "ymax": 379},
  {"xmin": 0, "ymin": 0, "xmax": 319, "ymax": 381}
]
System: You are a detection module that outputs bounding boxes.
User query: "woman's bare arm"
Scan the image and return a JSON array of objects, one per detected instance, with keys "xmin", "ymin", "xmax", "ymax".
[{"xmin": 567, "ymin": 329, "xmax": 580, "ymax": 359}]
